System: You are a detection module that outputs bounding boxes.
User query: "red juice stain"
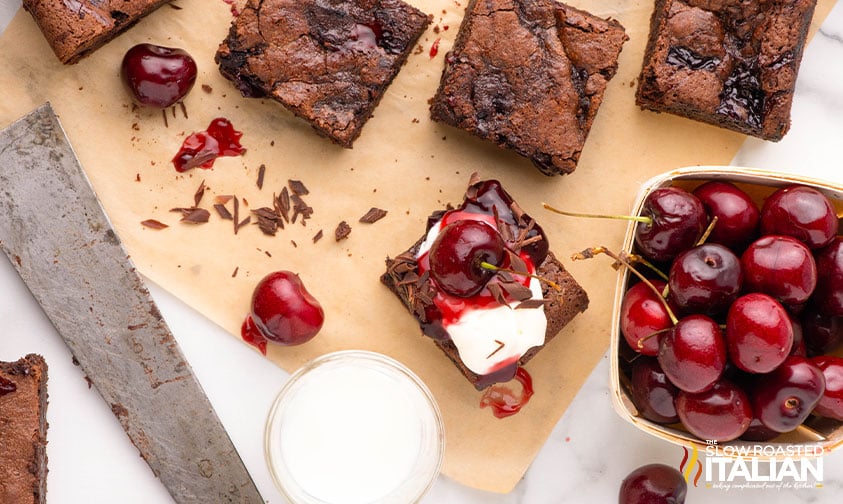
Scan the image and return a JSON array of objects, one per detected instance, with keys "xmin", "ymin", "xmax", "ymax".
[
  {"xmin": 222, "ymin": 0, "xmax": 239, "ymax": 16},
  {"xmin": 480, "ymin": 367, "xmax": 534, "ymax": 418},
  {"xmin": 172, "ymin": 117, "xmax": 246, "ymax": 172},
  {"xmin": 0, "ymin": 375, "xmax": 16, "ymax": 396},
  {"xmin": 241, "ymin": 315, "xmax": 268, "ymax": 356},
  {"xmin": 429, "ymin": 37, "xmax": 441, "ymax": 58}
]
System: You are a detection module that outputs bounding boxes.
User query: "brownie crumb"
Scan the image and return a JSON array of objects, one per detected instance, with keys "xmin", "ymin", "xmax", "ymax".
[
  {"xmin": 335, "ymin": 221, "xmax": 352, "ymax": 241},
  {"xmin": 201, "ymin": 84, "xmax": 213, "ymax": 93}
]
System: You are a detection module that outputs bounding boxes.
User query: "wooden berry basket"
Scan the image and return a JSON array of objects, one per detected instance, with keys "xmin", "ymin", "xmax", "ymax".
[{"xmin": 610, "ymin": 165, "xmax": 843, "ymax": 458}]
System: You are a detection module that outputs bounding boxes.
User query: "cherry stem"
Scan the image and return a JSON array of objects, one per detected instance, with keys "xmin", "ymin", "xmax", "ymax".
[
  {"xmin": 627, "ymin": 254, "xmax": 670, "ymax": 283},
  {"xmin": 480, "ymin": 261, "xmax": 562, "ymax": 292},
  {"xmin": 542, "ymin": 203, "xmax": 652, "ymax": 225},
  {"xmin": 572, "ymin": 246, "xmax": 679, "ymax": 325},
  {"xmin": 695, "ymin": 216, "xmax": 719, "ymax": 246}
]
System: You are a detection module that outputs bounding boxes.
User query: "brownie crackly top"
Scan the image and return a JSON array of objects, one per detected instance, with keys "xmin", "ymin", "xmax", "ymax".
[
  {"xmin": 215, "ymin": 0, "xmax": 430, "ymax": 148},
  {"xmin": 636, "ymin": 0, "xmax": 818, "ymax": 141},
  {"xmin": 430, "ymin": 0, "xmax": 627, "ymax": 176}
]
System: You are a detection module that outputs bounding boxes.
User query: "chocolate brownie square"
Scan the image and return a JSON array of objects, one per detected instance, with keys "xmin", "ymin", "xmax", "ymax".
[
  {"xmin": 636, "ymin": 0, "xmax": 817, "ymax": 141},
  {"xmin": 430, "ymin": 0, "xmax": 628, "ymax": 176},
  {"xmin": 215, "ymin": 0, "xmax": 431, "ymax": 148},
  {"xmin": 22, "ymin": 0, "xmax": 172, "ymax": 64},
  {"xmin": 0, "ymin": 354, "xmax": 49, "ymax": 504},
  {"xmin": 381, "ymin": 174, "xmax": 589, "ymax": 389}
]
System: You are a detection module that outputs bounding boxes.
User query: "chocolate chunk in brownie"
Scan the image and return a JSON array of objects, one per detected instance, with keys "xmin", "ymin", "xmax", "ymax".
[
  {"xmin": 22, "ymin": 0, "xmax": 172, "ymax": 64},
  {"xmin": 636, "ymin": 0, "xmax": 817, "ymax": 141},
  {"xmin": 381, "ymin": 175, "xmax": 589, "ymax": 389},
  {"xmin": 430, "ymin": 0, "xmax": 628, "ymax": 176},
  {"xmin": 0, "ymin": 354, "xmax": 49, "ymax": 504},
  {"xmin": 215, "ymin": 0, "xmax": 431, "ymax": 148}
]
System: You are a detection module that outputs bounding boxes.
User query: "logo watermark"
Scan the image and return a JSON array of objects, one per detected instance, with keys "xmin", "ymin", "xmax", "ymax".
[{"xmin": 678, "ymin": 441, "xmax": 825, "ymax": 491}]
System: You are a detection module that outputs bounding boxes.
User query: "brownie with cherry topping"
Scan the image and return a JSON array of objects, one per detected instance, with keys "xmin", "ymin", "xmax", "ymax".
[
  {"xmin": 382, "ymin": 175, "xmax": 589, "ymax": 389},
  {"xmin": 0, "ymin": 354, "xmax": 49, "ymax": 504},
  {"xmin": 215, "ymin": 0, "xmax": 430, "ymax": 148},
  {"xmin": 22, "ymin": 0, "xmax": 172, "ymax": 64},
  {"xmin": 636, "ymin": 0, "xmax": 817, "ymax": 141},
  {"xmin": 430, "ymin": 0, "xmax": 628, "ymax": 176}
]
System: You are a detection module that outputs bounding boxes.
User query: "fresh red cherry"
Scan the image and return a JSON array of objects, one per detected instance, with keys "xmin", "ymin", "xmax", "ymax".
[
  {"xmin": 800, "ymin": 305, "xmax": 843, "ymax": 356},
  {"xmin": 675, "ymin": 379, "xmax": 752, "ymax": 442},
  {"xmin": 740, "ymin": 416, "xmax": 780, "ymax": 442},
  {"xmin": 658, "ymin": 314, "xmax": 727, "ymax": 393},
  {"xmin": 121, "ymin": 43, "xmax": 198, "ymax": 108},
  {"xmin": 760, "ymin": 185, "xmax": 838, "ymax": 250},
  {"xmin": 751, "ymin": 355, "xmax": 825, "ymax": 433},
  {"xmin": 726, "ymin": 293, "xmax": 793, "ymax": 373},
  {"xmin": 429, "ymin": 219, "xmax": 506, "ymax": 297},
  {"xmin": 692, "ymin": 180, "xmax": 760, "ymax": 250},
  {"xmin": 740, "ymin": 235, "xmax": 817, "ymax": 306},
  {"xmin": 668, "ymin": 243, "xmax": 742, "ymax": 315},
  {"xmin": 620, "ymin": 280, "xmax": 672, "ymax": 356},
  {"xmin": 245, "ymin": 271, "xmax": 325, "ymax": 346},
  {"xmin": 635, "ymin": 187, "xmax": 707, "ymax": 263},
  {"xmin": 812, "ymin": 237, "xmax": 843, "ymax": 317},
  {"xmin": 789, "ymin": 314, "xmax": 807, "ymax": 356},
  {"xmin": 630, "ymin": 357, "xmax": 680, "ymax": 424},
  {"xmin": 619, "ymin": 463, "xmax": 686, "ymax": 504},
  {"xmin": 811, "ymin": 355, "xmax": 843, "ymax": 421}
]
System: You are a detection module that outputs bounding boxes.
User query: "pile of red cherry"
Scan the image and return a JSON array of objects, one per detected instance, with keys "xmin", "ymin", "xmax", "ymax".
[{"xmin": 618, "ymin": 181, "xmax": 842, "ymax": 444}]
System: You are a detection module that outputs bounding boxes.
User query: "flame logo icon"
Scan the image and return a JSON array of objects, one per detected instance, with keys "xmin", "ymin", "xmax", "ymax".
[{"xmin": 680, "ymin": 446, "xmax": 703, "ymax": 487}]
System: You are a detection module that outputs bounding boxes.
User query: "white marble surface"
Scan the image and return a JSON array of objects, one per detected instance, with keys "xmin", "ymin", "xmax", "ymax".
[{"xmin": 2, "ymin": 0, "xmax": 843, "ymax": 502}]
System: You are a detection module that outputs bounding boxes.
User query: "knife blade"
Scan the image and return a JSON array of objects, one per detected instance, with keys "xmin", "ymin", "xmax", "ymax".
[{"xmin": 0, "ymin": 103, "xmax": 264, "ymax": 504}]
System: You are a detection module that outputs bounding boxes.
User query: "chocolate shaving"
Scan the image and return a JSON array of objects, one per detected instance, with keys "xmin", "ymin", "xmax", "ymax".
[
  {"xmin": 214, "ymin": 203, "xmax": 233, "ymax": 220},
  {"xmin": 486, "ymin": 340, "xmax": 506, "ymax": 359},
  {"xmin": 253, "ymin": 207, "xmax": 279, "ymax": 235},
  {"xmin": 516, "ymin": 299, "xmax": 549, "ymax": 309},
  {"xmin": 141, "ymin": 219, "xmax": 168, "ymax": 230},
  {"xmin": 500, "ymin": 280, "xmax": 533, "ymax": 302},
  {"xmin": 236, "ymin": 215, "xmax": 251, "ymax": 233},
  {"xmin": 256, "ymin": 164, "xmax": 266, "ymax": 189},
  {"xmin": 289, "ymin": 179, "xmax": 309, "ymax": 195},
  {"xmin": 487, "ymin": 283, "xmax": 508, "ymax": 306},
  {"xmin": 313, "ymin": 229, "xmax": 324, "ymax": 243},
  {"xmin": 359, "ymin": 207, "xmax": 388, "ymax": 224},
  {"xmin": 170, "ymin": 207, "xmax": 210, "ymax": 224},
  {"xmin": 335, "ymin": 221, "xmax": 351, "ymax": 241},
  {"xmin": 231, "ymin": 266, "xmax": 239, "ymax": 278},
  {"xmin": 194, "ymin": 180, "xmax": 206, "ymax": 207},
  {"xmin": 277, "ymin": 187, "xmax": 291, "ymax": 222},
  {"xmin": 233, "ymin": 197, "xmax": 241, "ymax": 233}
]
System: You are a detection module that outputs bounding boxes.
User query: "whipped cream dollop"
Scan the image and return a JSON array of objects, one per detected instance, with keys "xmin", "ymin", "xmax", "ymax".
[{"xmin": 416, "ymin": 217, "xmax": 547, "ymax": 376}]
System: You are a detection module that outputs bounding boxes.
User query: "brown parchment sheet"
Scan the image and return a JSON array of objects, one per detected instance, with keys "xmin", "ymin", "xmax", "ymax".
[{"xmin": 0, "ymin": 0, "xmax": 835, "ymax": 493}]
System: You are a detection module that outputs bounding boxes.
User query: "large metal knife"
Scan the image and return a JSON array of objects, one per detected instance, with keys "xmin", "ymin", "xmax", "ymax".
[{"xmin": 0, "ymin": 103, "xmax": 264, "ymax": 503}]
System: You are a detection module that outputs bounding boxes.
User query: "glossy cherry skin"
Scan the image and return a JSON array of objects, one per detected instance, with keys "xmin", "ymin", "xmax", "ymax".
[
  {"xmin": 250, "ymin": 271, "xmax": 324, "ymax": 345},
  {"xmin": 429, "ymin": 219, "xmax": 506, "ymax": 297},
  {"xmin": 741, "ymin": 235, "xmax": 817, "ymax": 306},
  {"xmin": 813, "ymin": 237, "xmax": 843, "ymax": 317},
  {"xmin": 668, "ymin": 243, "xmax": 742, "ymax": 315},
  {"xmin": 675, "ymin": 379, "xmax": 752, "ymax": 442},
  {"xmin": 692, "ymin": 180, "xmax": 760, "ymax": 250},
  {"xmin": 619, "ymin": 463, "xmax": 686, "ymax": 504},
  {"xmin": 630, "ymin": 357, "xmax": 680, "ymax": 424},
  {"xmin": 726, "ymin": 293, "xmax": 793, "ymax": 373},
  {"xmin": 740, "ymin": 417, "xmax": 781, "ymax": 442},
  {"xmin": 121, "ymin": 43, "xmax": 197, "ymax": 108},
  {"xmin": 658, "ymin": 314, "xmax": 727, "ymax": 393},
  {"xmin": 751, "ymin": 355, "xmax": 825, "ymax": 433},
  {"xmin": 760, "ymin": 185, "xmax": 838, "ymax": 250},
  {"xmin": 635, "ymin": 187, "xmax": 706, "ymax": 263},
  {"xmin": 621, "ymin": 280, "xmax": 672, "ymax": 356},
  {"xmin": 811, "ymin": 355, "xmax": 843, "ymax": 421}
]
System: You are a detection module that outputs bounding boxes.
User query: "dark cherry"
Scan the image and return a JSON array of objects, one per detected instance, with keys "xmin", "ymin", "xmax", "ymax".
[
  {"xmin": 741, "ymin": 234, "xmax": 817, "ymax": 306},
  {"xmin": 751, "ymin": 355, "xmax": 825, "ymax": 433},
  {"xmin": 658, "ymin": 314, "xmax": 727, "ymax": 393},
  {"xmin": 618, "ymin": 463, "xmax": 686, "ymax": 504},
  {"xmin": 813, "ymin": 237, "xmax": 843, "ymax": 317},
  {"xmin": 121, "ymin": 43, "xmax": 197, "ymax": 108},
  {"xmin": 760, "ymin": 185, "xmax": 838, "ymax": 250},
  {"xmin": 800, "ymin": 305, "xmax": 843, "ymax": 356},
  {"xmin": 789, "ymin": 314, "xmax": 807, "ymax": 356},
  {"xmin": 692, "ymin": 180, "xmax": 760, "ymax": 250},
  {"xmin": 675, "ymin": 379, "xmax": 752, "ymax": 442},
  {"xmin": 172, "ymin": 117, "xmax": 246, "ymax": 172},
  {"xmin": 740, "ymin": 417, "xmax": 780, "ymax": 442},
  {"xmin": 668, "ymin": 243, "xmax": 742, "ymax": 315},
  {"xmin": 635, "ymin": 187, "xmax": 707, "ymax": 263},
  {"xmin": 429, "ymin": 219, "xmax": 506, "ymax": 297},
  {"xmin": 811, "ymin": 355, "xmax": 843, "ymax": 421},
  {"xmin": 243, "ymin": 271, "xmax": 325, "ymax": 346},
  {"xmin": 620, "ymin": 280, "xmax": 672, "ymax": 356},
  {"xmin": 630, "ymin": 357, "xmax": 680, "ymax": 424},
  {"xmin": 726, "ymin": 293, "xmax": 793, "ymax": 373}
]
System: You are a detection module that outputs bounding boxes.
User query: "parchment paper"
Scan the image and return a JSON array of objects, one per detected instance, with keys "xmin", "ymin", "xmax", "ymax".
[{"xmin": 0, "ymin": 0, "xmax": 835, "ymax": 493}]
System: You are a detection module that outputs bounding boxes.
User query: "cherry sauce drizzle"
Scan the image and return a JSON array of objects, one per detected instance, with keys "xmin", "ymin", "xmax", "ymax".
[{"xmin": 172, "ymin": 117, "xmax": 246, "ymax": 172}]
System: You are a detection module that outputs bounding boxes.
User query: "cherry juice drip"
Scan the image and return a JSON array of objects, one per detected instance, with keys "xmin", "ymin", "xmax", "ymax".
[
  {"xmin": 0, "ymin": 375, "xmax": 16, "ymax": 396},
  {"xmin": 172, "ymin": 117, "xmax": 246, "ymax": 172},
  {"xmin": 241, "ymin": 315, "xmax": 268, "ymax": 356},
  {"xmin": 429, "ymin": 38, "xmax": 441, "ymax": 58},
  {"xmin": 480, "ymin": 367, "xmax": 535, "ymax": 418}
]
